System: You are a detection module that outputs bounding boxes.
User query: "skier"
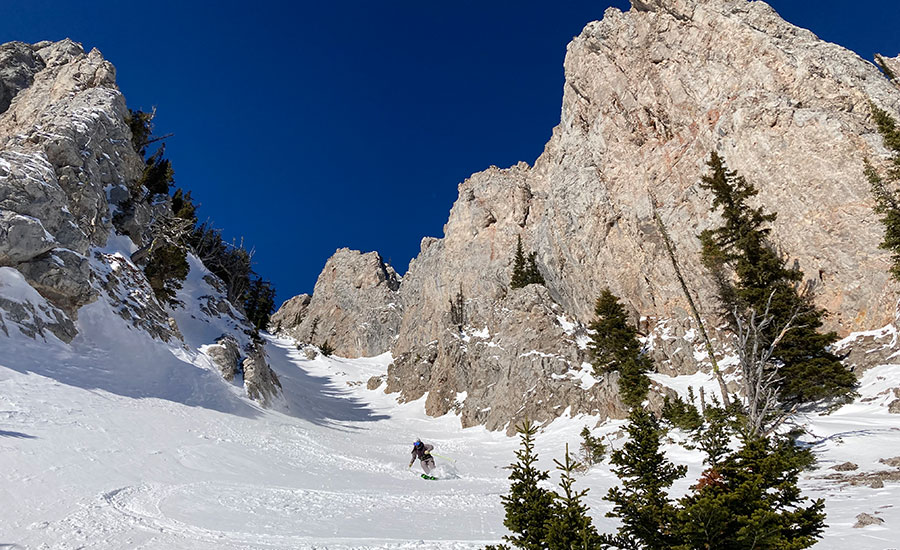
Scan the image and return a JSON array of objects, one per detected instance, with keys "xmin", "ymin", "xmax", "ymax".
[{"xmin": 408, "ymin": 438, "xmax": 435, "ymax": 475}]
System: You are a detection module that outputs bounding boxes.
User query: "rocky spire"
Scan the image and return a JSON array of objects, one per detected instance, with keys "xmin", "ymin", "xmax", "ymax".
[{"xmin": 283, "ymin": 1, "xmax": 900, "ymax": 431}]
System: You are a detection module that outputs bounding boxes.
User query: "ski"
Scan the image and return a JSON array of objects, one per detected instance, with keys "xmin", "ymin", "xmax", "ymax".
[{"xmin": 421, "ymin": 474, "xmax": 438, "ymax": 481}]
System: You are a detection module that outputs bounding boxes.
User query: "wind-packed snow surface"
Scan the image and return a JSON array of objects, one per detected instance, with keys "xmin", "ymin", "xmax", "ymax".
[{"xmin": 2, "ymin": 289, "xmax": 900, "ymax": 548}]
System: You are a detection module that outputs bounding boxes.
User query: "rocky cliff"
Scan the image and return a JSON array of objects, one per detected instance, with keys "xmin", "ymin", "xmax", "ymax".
[
  {"xmin": 275, "ymin": 0, "xmax": 900, "ymax": 432},
  {"xmin": 271, "ymin": 248, "xmax": 401, "ymax": 358},
  {"xmin": 0, "ymin": 40, "xmax": 281, "ymax": 406}
]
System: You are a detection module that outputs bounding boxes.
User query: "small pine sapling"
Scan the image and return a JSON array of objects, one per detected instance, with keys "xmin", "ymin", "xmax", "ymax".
[
  {"xmin": 545, "ymin": 444, "xmax": 602, "ymax": 549},
  {"xmin": 576, "ymin": 426, "xmax": 606, "ymax": 471},
  {"xmin": 497, "ymin": 420, "xmax": 556, "ymax": 550},
  {"xmin": 605, "ymin": 407, "xmax": 686, "ymax": 549},
  {"xmin": 661, "ymin": 388, "xmax": 703, "ymax": 432}
]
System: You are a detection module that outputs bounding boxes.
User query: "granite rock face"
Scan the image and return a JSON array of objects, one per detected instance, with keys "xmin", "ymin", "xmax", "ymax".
[
  {"xmin": 0, "ymin": 42, "xmax": 44, "ymax": 114},
  {"xmin": 0, "ymin": 40, "xmax": 282, "ymax": 407},
  {"xmin": 380, "ymin": 0, "xmax": 900, "ymax": 430},
  {"xmin": 0, "ymin": 39, "xmax": 143, "ymax": 330},
  {"xmin": 271, "ymin": 248, "xmax": 401, "ymax": 358},
  {"xmin": 278, "ymin": 0, "xmax": 900, "ymax": 431},
  {"xmin": 878, "ymin": 54, "xmax": 900, "ymax": 83}
]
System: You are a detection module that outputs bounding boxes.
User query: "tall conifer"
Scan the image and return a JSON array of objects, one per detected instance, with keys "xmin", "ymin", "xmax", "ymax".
[
  {"xmin": 699, "ymin": 152, "xmax": 855, "ymax": 403},
  {"xmin": 868, "ymin": 105, "xmax": 900, "ymax": 280}
]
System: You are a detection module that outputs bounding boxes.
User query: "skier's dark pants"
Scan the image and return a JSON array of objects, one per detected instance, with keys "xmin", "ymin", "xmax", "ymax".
[{"xmin": 421, "ymin": 456, "xmax": 435, "ymax": 474}]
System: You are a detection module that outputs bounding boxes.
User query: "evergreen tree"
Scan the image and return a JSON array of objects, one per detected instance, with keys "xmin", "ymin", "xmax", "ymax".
[
  {"xmin": 140, "ymin": 146, "xmax": 175, "ymax": 198},
  {"xmin": 587, "ymin": 289, "xmax": 651, "ymax": 408},
  {"xmin": 661, "ymin": 393, "xmax": 703, "ymax": 432},
  {"xmin": 498, "ymin": 420, "xmax": 557, "ymax": 550},
  {"xmin": 698, "ymin": 152, "xmax": 855, "ymax": 404},
  {"xmin": 605, "ymin": 407, "xmax": 686, "ymax": 550},
  {"xmin": 526, "ymin": 252, "xmax": 545, "ymax": 287},
  {"xmin": 126, "ymin": 108, "xmax": 154, "ymax": 158},
  {"xmin": 320, "ymin": 340, "xmax": 335, "ymax": 356},
  {"xmin": 243, "ymin": 277, "xmax": 277, "ymax": 332},
  {"xmin": 545, "ymin": 445, "xmax": 602, "ymax": 550},
  {"xmin": 577, "ymin": 426, "xmax": 606, "ymax": 469},
  {"xmin": 511, "ymin": 236, "xmax": 529, "ymax": 289},
  {"xmin": 189, "ymin": 222, "xmax": 254, "ymax": 303},
  {"xmin": 172, "ymin": 188, "xmax": 197, "ymax": 223},
  {"xmin": 674, "ymin": 432, "xmax": 825, "ymax": 550},
  {"xmin": 691, "ymin": 400, "xmax": 733, "ymax": 469},
  {"xmin": 867, "ymin": 105, "xmax": 900, "ymax": 281},
  {"xmin": 510, "ymin": 236, "xmax": 545, "ymax": 289},
  {"xmin": 144, "ymin": 243, "xmax": 189, "ymax": 306}
]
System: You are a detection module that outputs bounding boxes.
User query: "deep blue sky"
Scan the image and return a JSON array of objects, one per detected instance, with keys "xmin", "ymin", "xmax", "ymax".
[{"xmin": 3, "ymin": 1, "xmax": 899, "ymax": 305}]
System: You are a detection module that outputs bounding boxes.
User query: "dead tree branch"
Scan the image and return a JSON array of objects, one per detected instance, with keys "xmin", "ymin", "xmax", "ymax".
[{"xmin": 650, "ymin": 193, "xmax": 731, "ymax": 407}]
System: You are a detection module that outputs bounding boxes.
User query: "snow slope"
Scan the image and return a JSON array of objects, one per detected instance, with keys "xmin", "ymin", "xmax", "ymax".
[{"xmin": 2, "ymin": 295, "xmax": 900, "ymax": 547}]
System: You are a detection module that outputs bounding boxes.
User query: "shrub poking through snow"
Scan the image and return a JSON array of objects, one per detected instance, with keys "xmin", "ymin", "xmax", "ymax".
[
  {"xmin": 576, "ymin": 426, "xmax": 606, "ymax": 471},
  {"xmin": 319, "ymin": 340, "xmax": 335, "ymax": 357}
]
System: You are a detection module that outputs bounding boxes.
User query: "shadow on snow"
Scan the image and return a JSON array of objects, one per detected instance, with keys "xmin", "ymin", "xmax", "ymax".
[
  {"xmin": 0, "ymin": 304, "xmax": 390, "ymax": 426},
  {"xmin": 265, "ymin": 336, "xmax": 390, "ymax": 428},
  {"xmin": 0, "ymin": 430, "xmax": 36, "ymax": 439},
  {"xmin": 1, "ymin": 317, "xmax": 262, "ymax": 420}
]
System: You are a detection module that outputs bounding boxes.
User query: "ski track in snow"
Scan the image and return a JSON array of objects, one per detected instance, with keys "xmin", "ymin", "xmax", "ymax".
[{"xmin": 2, "ymin": 316, "xmax": 900, "ymax": 548}]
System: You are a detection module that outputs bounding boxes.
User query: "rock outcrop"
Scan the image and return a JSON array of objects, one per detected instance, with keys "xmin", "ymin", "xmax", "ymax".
[
  {"xmin": 272, "ymin": 248, "xmax": 401, "ymax": 358},
  {"xmin": 0, "ymin": 42, "xmax": 44, "ymax": 114},
  {"xmin": 0, "ymin": 40, "xmax": 144, "ymax": 333},
  {"xmin": 243, "ymin": 342, "xmax": 282, "ymax": 407},
  {"xmin": 384, "ymin": 284, "xmax": 633, "ymax": 432},
  {"xmin": 280, "ymin": 0, "xmax": 900, "ymax": 431},
  {"xmin": 270, "ymin": 293, "xmax": 310, "ymax": 333},
  {"xmin": 205, "ymin": 335, "xmax": 243, "ymax": 381},
  {"xmin": 878, "ymin": 54, "xmax": 900, "ymax": 83},
  {"xmin": 0, "ymin": 39, "xmax": 282, "ymax": 407}
]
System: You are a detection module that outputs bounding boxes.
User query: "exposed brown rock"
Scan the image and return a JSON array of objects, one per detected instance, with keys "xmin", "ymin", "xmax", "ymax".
[
  {"xmin": 271, "ymin": 249, "xmax": 401, "ymax": 358},
  {"xmin": 278, "ymin": 0, "xmax": 900, "ymax": 430},
  {"xmin": 854, "ymin": 513, "xmax": 884, "ymax": 528},
  {"xmin": 831, "ymin": 461, "xmax": 859, "ymax": 472},
  {"xmin": 380, "ymin": 0, "xmax": 900, "ymax": 429}
]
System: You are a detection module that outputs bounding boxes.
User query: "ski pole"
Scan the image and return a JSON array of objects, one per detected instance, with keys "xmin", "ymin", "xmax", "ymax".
[{"xmin": 431, "ymin": 453, "xmax": 456, "ymax": 463}]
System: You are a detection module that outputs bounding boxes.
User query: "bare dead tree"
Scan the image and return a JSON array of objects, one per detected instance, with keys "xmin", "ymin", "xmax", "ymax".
[
  {"xmin": 650, "ymin": 194, "xmax": 731, "ymax": 406},
  {"xmin": 733, "ymin": 287, "xmax": 805, "ymax": 436},
  {"xmin": 190, "ymin": 220, "xmax": 255, "ymax": 302},
  {"xmin": 130, "ymin": 215, "xmax": 195, "ymax": 266}
]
